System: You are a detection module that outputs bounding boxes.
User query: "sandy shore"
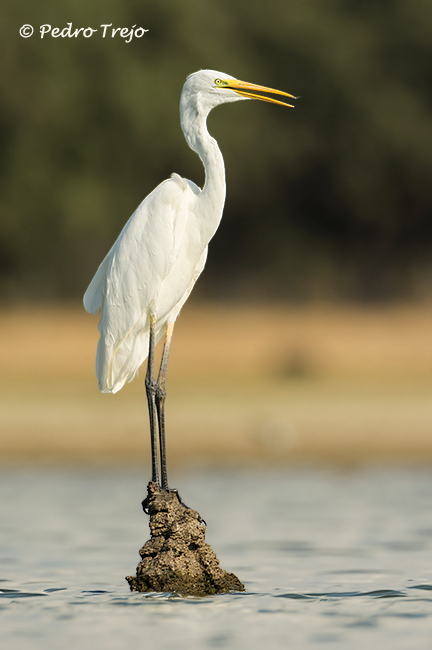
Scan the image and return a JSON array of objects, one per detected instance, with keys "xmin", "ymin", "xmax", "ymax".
[{"xmin": 1, "ymin": 302, "xmax": 432, "ymax": 464}]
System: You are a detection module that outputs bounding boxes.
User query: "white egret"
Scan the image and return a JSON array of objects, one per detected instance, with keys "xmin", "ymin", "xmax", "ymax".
[{"xmin": 84, "ymin": 69, "xmax": 295, "ymax": 490}]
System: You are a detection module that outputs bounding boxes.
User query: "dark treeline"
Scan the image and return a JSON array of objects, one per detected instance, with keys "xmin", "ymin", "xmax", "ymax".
[{"xmin": 1, "ymin": 0, "xmax": 432, "ymax": 302}]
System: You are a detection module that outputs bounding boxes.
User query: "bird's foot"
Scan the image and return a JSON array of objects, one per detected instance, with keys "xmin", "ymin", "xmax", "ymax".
[
  {"xmin": 141, "ymin": 482, "xmax": 206, "ymax": 525},
  {"xmin": 142, "ymin": 494, "xmax": 151, "ymax": 514},
  {"xmin": 167, "ymin": 488, "xmax": 207, "ymax": 526}
]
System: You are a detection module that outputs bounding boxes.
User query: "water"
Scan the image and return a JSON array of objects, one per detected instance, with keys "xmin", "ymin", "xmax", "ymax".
[{"xmin": 2, "ymin": 466, "xmax": 432, "ymax": 649}]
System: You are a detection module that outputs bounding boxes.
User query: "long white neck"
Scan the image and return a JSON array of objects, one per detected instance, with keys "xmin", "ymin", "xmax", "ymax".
[{"xmin": 180, "ymin": 96, "xmax": 226, "ymax": 238}]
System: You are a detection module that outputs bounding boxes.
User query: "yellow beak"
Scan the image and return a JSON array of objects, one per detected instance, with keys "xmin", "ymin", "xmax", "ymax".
[{"xmin": 221, "ymin": 78, "xmax": 296, "ymax": 108}]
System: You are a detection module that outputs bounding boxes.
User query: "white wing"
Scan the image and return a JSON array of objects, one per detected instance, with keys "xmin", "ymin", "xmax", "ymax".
[
  {"xmin": 83, "ymin": 245, "xmax": 115, "ymax": 316},
  {"xmin": 84, "ymin": 174, "xmax": 205, "ymax": 393}
]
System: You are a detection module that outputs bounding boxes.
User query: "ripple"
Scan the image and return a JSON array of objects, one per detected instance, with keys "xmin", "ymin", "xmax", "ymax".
[
  {"xmin": 276, "ymin": 589, "xmax": 406, "ymax": 600},
  {"xmin": 0, "ymin": 589, "xmax": 47, "ymax": 599}
]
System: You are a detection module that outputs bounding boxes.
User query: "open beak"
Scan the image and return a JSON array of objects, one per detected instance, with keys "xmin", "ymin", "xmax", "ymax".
[{"xmin": 223, "ymin": 79, "xmax": 296, "ymax": 108}]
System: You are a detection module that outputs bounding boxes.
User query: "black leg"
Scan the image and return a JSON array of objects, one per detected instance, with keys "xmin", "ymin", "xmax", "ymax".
[
  {"xmin": 145, "ymin": 315, "xmax": 159, "ymax": 486},
  {"xmin": 156, "ymin": 322, "xmax": 174, "ymax": 491}
]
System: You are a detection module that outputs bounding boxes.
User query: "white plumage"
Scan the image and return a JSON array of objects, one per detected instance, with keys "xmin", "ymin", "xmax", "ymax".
[
  {"xmin": 84, "ymin": 70, "xmax": 295, "ymax": 395},
  {"xmin": 84, "ymin": 174, "xmax": 205, "ymax": 392}
]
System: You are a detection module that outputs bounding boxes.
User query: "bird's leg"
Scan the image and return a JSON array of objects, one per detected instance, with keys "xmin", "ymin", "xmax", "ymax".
[
  {"xmin": 155, "ymin": 322, "xmax": 174, "ymax": 491},
  {"xmin": 154, "ymin": 323, "xmax": 205, "ymax": 524},
  {"xmin": 145, "ymin": 314, "xmax": 160, "ymax": 486}
]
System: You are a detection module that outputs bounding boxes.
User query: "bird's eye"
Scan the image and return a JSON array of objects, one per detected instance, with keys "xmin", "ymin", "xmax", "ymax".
[{"xmin": 214, "ymin": 79, "xmax": 222, "ymax": 86}]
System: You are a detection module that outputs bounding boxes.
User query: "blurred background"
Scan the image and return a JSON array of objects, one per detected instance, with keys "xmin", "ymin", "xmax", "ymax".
[{"xmin": 1, "ymin": 0, "xmax": 432, "ymax": 465}]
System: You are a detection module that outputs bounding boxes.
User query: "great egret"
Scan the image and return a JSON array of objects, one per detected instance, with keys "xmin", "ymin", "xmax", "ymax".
[{"xmin": 84, "ymin": 69, "xmax": 295, "ymax": 490}]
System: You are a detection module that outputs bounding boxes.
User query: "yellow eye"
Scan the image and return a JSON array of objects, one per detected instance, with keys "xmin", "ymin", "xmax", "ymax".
[{"xmin": 214, "ymin": 78, "xmax": 222, "ymax": 85}]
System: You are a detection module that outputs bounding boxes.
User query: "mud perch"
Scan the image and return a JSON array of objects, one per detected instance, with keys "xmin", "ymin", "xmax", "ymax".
[{"xmin": 126, "ymin": 482, "xmax": 245, "ymax": 596}]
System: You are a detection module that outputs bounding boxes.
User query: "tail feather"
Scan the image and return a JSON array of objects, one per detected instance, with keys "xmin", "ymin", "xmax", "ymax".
[{"xmin": 96, "ymin": 320, "xmax": 167, "ymax": 393}]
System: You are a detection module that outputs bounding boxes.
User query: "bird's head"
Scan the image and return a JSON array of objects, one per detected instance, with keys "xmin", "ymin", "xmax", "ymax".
[{"xmin": 181, "ymin": 69, "xmax": 296, "ymax": 116}]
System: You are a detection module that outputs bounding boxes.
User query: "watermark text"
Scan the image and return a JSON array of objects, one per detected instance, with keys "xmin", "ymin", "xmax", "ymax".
[{"xmin": 20, "ymin": 23, "xmax": 149, "ymax": 43}]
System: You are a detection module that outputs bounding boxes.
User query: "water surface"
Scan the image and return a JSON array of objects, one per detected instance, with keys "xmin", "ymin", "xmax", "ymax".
[{"xmin": 2, "ymin": 466, "xmax": 432, "ymax": 649}]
